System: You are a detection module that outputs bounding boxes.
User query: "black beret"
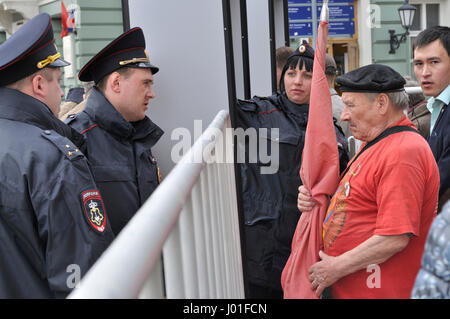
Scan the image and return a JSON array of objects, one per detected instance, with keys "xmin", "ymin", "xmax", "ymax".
[
  {"xmin": 289, "ymin": 40, "xmax": 314, "ymax": 60},
  {"xmin": 79, "ymin": 27, "xmax": 159, "ymax": 83},
  {"xmin": 0, "ymin": 13, "xmax": 70, "ymax": 87},
  {"xmin": 336, "ymin": 64, "xmax": 405, "ymax": 93}
]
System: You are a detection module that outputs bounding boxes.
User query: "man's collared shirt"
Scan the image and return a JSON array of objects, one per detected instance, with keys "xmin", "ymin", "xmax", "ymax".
[{"xmin": 427, "ymin": 84, "xmax": 450, "ymax": 133}]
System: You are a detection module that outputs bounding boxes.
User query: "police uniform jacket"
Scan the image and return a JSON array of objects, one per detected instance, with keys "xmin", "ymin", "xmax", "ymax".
[
  {"xmin": 428, "ymin": 102, "xmax": 450, "ymax": 210},
  {"xmin": 67, "ymin": 88, "xmax": 164, "ymax": 235},
  {"xmin": 236, "ymin": 92, "xmax": 349, "ymax": 290},
  {"xmin": 0, "ymin": 88, "xmax": 114, "ymax": 298}
]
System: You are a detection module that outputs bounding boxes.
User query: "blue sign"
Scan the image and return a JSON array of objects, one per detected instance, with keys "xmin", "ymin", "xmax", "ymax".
[
  {"xmin": 288, "ymin": 0, "xmax": 311, "ymax": 4},
  {"xmin": 327, "ymin": 20, "xmax": 355, "ymax": 35},
  {"xmin": 317, "ymin": 5, "xmax": 354, "ymax": 20},
  {"xmin": 289, "ymin": 22, "xmax": 313, "ymax": 36},
  {"xmin": 289, "ymin": 0, "xmax": 353, "ymax": 4},
  {"xmin": 289, "ymin": 6, "xmax": 312, "ymax": 20}
]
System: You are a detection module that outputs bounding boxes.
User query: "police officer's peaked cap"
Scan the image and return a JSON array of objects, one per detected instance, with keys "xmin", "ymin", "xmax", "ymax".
[
  {"xmin": 289, "ymin": 40, "xmax": 315, "ymax": 60},
  {"xmin": 78, "ymin": 27, "xmax": 159, "ymax": 83},
  {"xmin": 336, "ymin": 64, "xmax": 406, "ymax": 93},
  {"xmin": 0, "ymin": 13, "xmax": 70, "ymax": 87}
]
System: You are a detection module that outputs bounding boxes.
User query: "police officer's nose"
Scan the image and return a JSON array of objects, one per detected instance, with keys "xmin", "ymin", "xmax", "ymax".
[{"xmin": 147, "ymin": 87, "xmax": 155, "ymax": 100}]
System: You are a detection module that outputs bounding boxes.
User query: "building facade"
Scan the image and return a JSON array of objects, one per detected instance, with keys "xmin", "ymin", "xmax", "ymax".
[{"xmin": 1, "ymin": 0, "xmax": 449, "ymax": 92}]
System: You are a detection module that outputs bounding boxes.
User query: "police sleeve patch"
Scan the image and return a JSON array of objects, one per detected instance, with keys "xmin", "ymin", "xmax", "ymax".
[{"xmin": 81, "ymin": 190, "xmax": 107, "ymax": 233}]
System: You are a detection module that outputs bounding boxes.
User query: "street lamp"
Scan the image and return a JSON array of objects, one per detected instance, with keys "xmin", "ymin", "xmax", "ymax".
[{"xmin": 389, "ymin": 0, "xmax": 416, "ymax": 54}]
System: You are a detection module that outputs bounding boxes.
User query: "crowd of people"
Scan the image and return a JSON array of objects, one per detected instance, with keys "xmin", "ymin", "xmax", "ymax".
[{"xmin": 0, "ymin": 12, "xmax": 448, "ymax": 299}]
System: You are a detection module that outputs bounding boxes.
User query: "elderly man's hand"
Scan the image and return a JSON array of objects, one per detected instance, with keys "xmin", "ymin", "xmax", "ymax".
[
  {"xmin": 308, "ymin": 251, "xmax": 342, "ymax": 297},
  {"xmin": 297, "ymin": 185, "xmax": 316, "ymax": 212}
]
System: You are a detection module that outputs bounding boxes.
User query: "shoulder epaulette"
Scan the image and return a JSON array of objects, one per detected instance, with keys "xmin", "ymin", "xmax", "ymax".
[{"xmin": 40, "ymin": 129, "xmax": 84, "ymax": 161}]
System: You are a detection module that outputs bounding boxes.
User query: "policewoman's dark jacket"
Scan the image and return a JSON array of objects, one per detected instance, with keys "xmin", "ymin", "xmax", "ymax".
[
  {"xmin": 67, "ymin": 88, "xmax": 164, "ymax": 235},
  {"xmin": 236, "ymin": 92, "xmax": 349, "ymax": 292},
  {"xmin": 428, "ymin": 102, "xmax": 450, "ymax": 211},
  {"xmin": 0, "ymin": 88, "xmax": 114, "ymax": 298}
]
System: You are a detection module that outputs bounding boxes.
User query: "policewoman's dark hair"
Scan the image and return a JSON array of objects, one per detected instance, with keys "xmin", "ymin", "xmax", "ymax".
[{"xmin": 278, "ymin": 42, "xmax": 314, "ymax": 93}]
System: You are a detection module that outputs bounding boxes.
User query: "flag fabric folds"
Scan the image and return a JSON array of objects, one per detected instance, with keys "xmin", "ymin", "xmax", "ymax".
[{"xmin": 281, "ymin": 5, "xmax": 341, "ymax": 298}]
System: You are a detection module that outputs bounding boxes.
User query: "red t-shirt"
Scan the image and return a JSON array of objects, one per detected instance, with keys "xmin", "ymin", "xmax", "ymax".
[{"xmin": 322, "ymin": 116, "xmax": 439, "ymax": 299}]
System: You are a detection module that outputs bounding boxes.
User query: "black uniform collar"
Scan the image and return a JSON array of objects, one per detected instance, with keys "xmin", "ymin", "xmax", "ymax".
[
  {"xmin": 84, "ymin": 87, "xmax": 163, "ymax": 141},
  {"xmin": 279, "ymin": 92, "xmax": 309, "ymax": 117},
  {"xmin": 0, "ymin": 87, "xmax": 85, "ymax": 148}
]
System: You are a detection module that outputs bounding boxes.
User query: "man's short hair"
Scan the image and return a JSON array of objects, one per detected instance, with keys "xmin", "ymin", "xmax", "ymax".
[
  {"xmin": 5, "ymin": 67, "xmax": 55, "ymax": 90},
  {"xmin": 414, "ymin": 26, "xmax": 450, "ymax": 57},
  {"xmin": 96, "ymin": 67, "xmax": 134, "ymax": 93},
  {"xmin": 276, "ymin": 46, "xmax": 295, "ymax": 68},
  {"xmin": 365, "ymin": 91, "xmax": 410, "ymax": 111},
  {"xmin": 325, "ymin": 54, "xmax": 337, "ymax": 77}
]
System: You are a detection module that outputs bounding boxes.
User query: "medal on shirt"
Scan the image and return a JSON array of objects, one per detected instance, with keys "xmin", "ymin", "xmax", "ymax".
[{"xmin": 344, "ymin": 182, "xmax": 350, "ymax": 198}]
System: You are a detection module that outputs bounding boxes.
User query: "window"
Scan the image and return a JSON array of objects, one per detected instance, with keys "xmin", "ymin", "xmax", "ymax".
[
  {"xmin": 409, "ymin": 2, "xmax": 440, "ymax": 33},
  {"xmin": 426, "ymin": 4, "xmax": 439, "ymax": 29},
  {"xmin": 410, "ymin": 4, "xmax": 421, "ymax": 31}
]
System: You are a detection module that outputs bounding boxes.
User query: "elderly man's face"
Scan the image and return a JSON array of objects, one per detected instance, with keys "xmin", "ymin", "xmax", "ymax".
[
  {"xmin": 340, "ymin": 92, "xmax": 383, "ymax": 142},
  {"xmin": 414, "ymin": 39, "xmax": 450, "ymax": 98}
]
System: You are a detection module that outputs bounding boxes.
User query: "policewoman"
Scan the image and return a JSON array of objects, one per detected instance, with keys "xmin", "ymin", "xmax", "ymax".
[
  {"xmin": 236, "ymin": 42, "xmax": 349, "ymax": 298},
  {"xmin": 66, "ymin": 28, "xmax": 163, "ymax": 236},
  {"xmin": 0, "ymin": 13, "xmax": 114, "ymax": 298}
]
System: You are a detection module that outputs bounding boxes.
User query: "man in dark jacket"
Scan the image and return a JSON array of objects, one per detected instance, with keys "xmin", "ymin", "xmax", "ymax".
[
  {"xmin": 413, "ymin": 26, "xmax": 450, "ymax": 212},
  {"xmin": 0, "ymin": 13, "xmax": 114, "ymax": 298},
  {"xmin": 67, "ymin": 28, "xmax": 163, "ymax": 235}
]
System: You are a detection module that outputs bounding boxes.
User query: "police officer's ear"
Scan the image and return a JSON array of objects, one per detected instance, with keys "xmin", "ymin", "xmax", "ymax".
[
  {"xmin": 108, "ymin": 71, "xmax": 122, "ymax": 94},
  {"xmin": 30, "ymin": 73, "xmax": 47, "ymax": 98}
]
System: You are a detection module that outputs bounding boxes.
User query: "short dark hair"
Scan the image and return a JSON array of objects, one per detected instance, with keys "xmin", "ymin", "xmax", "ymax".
[
  {"xmin": 414, "ymin": 26, "xmax": 450, "ymax": 57},
  {"xmin": 96, "ymin": 67, "xmax": 134, "ymax": 93}
]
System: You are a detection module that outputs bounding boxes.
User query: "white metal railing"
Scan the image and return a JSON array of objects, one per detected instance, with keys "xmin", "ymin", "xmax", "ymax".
[
  {"xmin": 68, "ymin": 109, "xmax": 244, "ymax": 299},
  {"xmin": 405, "ymin": 86, "xmax": 423, "ymax": 95},
  {"xmin": 347, "ymin": 136, "xmax": 362, "ymax": 158}
]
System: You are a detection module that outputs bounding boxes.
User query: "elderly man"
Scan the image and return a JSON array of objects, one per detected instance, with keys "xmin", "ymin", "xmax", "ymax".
[{"xmin": 297, "ymin": 64, "xmax": 439, "ymax": 299}]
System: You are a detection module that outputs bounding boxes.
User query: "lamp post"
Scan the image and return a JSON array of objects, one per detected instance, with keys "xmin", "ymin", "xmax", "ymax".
[{"xmin": 389, "ymin": 0, "xmax": 416, "ymax": 54}]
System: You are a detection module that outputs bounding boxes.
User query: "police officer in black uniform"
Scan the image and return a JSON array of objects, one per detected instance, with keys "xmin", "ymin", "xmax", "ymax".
[
  {"xmin": 0, "ymin": 13, "xmax": 114, "ymax": 298},
  {"xmin": 66, "ymin": 28, "xmax": 163, "ymax": 236},
  {"xmin": 235, "ymin": 42, "xmax": 349, "ymax": 298}
]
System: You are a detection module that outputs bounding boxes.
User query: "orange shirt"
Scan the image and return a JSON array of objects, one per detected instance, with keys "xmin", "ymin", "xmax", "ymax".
[{"xmin": 323, "ymin": 116, "xmax": 439, "ymax": 299}]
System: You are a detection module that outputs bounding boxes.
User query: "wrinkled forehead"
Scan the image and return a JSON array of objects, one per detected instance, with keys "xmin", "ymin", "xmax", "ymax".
[{"xmin": 341, "ymin": 92, "xmax": 368, "ymax": 105}]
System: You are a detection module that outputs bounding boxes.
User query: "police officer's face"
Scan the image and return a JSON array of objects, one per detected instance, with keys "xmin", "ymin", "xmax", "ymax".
[
  {"xmin": 119, "ymin": 68, "xmax": 155, "ymax": 122},
  {"xmin": 414, "ymin": 39, "xmax": 450, "ymax": 98},
  {"xmin": 284, "ymin": 63, "xmax": 312, "ymax": 105}
]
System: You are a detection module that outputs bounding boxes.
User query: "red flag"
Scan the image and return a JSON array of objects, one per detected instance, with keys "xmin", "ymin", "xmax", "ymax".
[
  {"xmin": 61, "ymin": 1, "xmax": 69, "ymax": 38},
  {"xmin": 281, "ymin": 2, "xmax": 340, "ymax": 299}
]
